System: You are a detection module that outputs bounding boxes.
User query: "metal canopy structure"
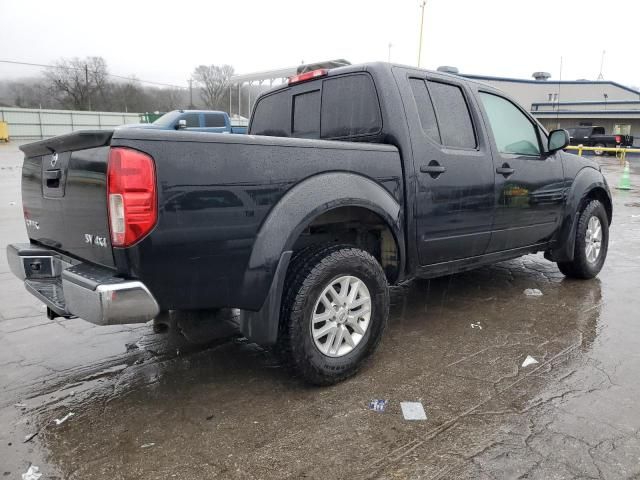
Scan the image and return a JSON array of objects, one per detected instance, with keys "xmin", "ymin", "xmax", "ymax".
[
  {"xmin": 229, "ymin": 66, "xmax": 297, "ymax": 119},
  {"xmin": 229, "ymin": 61, "xmax": 351, "ymax": 119}
]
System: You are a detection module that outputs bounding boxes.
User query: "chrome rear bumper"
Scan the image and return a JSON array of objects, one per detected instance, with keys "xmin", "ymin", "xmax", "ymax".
[{"xmin": 7, "ymin": 243, "xmax": 159, "ymax": 325}]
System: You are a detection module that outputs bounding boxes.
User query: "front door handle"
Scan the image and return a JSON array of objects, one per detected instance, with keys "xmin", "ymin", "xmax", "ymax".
[
  {"xmin": 496, "ymin": 163, "xmax": 515, "ymax": 177},
  {"xmin": 420, "ymin": 161, "xmax": 446, "ymax": 178}
]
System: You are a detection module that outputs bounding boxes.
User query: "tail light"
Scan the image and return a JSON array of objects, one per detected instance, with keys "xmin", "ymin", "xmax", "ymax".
[
  {"xmin": 107, "ymin": 147, "xmax": 157, "ymax": 247},
  {"xmin": 615, "ymin": 135, "xmax": 622, "ymax": 144}
]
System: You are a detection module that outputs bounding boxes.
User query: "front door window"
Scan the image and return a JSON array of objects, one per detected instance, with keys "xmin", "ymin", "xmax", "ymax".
[{"xmin": 479, "ymin": 92, "xmax": 541, "ymax": 156}]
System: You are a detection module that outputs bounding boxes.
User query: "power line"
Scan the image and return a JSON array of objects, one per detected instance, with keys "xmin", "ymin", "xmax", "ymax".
[{"xmin": 0, "ymin": 59, "xmax": 186, "ymax": 89}]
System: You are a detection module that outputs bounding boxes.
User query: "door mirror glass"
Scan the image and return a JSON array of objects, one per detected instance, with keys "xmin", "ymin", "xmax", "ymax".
[
  {"xmin": 548, "ymin": 129, "xmax": 569, "ymax": 152},
  {"xmin": 176, "ymin": 119, "xmax": 187, "ymax": 130}
]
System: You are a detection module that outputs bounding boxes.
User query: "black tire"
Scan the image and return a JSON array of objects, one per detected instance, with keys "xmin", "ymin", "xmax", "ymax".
[
  {"xmin": 276, "ymin": 245, "xmax": 389, "ymax": 385},
  {"xmin": 593, "ymin": 143, "xmax": 605, "ymax": 156},
  {"xmin": 557, "ymin": 199, "xmax": 609, "ymax": 279}
]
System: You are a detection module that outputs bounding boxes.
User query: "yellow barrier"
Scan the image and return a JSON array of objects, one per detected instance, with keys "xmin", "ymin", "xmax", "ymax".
[
  {"xmin": 0, "ymin": 121, "xmax": 8, "ymax": 142},
  {"xmin": 566, "ymin": 144, "xmax": 640, "ymax": 166}
]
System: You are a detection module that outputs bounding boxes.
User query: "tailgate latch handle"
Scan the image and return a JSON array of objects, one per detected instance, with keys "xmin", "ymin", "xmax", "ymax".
[{"xmin": 45, "ymin": 169, "xmax": 62, "ymax": 188}]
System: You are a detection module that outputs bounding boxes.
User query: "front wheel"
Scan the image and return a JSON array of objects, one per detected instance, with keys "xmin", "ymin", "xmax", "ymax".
[
  {"xmin": 277, "ymin": 245, "xmax": 389, "ymax": 385},
  {"xmin": 557, "ymin": 199, "xmax": 609, "ymax": 279}
]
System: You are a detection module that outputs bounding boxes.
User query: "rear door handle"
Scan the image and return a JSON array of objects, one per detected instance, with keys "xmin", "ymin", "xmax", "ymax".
[
  {"xmin": 496, "ymin": 163, "xmax": 515, "ymax": 177},
  {"xmin": 420, "ymin": 161, "xmax": 446, "ymax": 178}
]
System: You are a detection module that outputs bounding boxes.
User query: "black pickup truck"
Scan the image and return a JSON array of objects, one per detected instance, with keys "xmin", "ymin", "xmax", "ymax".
[
  {"xmin": 567, "ymin": 125, "xmax": 634, "ymax": 155},
  {"xmin": 8, "ymin": 63, "xmax": 612, "ymax": 385}
]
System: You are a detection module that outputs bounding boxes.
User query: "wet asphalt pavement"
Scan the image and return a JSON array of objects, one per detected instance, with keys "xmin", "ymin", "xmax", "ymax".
[{"xmin": 1, "ymin": 142, "xmax": 640, "ymax": 479}]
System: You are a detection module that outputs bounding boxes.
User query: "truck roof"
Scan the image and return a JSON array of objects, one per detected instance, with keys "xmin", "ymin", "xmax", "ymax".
[
  {"xmin": 259, "ymin": 61, "xmax": 494, "ymax": 97},
  {"xmin": 174, "ymin": 109, "xmax": 228, "ymax": 114}
]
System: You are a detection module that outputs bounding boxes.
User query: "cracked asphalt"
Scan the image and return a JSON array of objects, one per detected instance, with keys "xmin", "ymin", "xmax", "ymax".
[{"xmin": 1, "ymin": 142, "xmax": 640, "ymax": 479}]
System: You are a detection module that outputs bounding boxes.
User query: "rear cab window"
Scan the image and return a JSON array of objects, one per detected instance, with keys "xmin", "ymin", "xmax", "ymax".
[
  {"xmin": 250, "ymin": 92, "xmax": 291, "ymax": 137},
  {"xmin": 292, "ymin": 90, "xmax": 320, "ymax": 138},
  {"xmin": 250, "ymin": 72, "xmax": 382, "ymax": 141},
  {"xmin": 320, "ymin": 74, "xmax": 382, "ymax": 139}
]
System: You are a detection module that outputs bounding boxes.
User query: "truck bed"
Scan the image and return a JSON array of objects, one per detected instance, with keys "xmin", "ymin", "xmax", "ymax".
[{"xmin": 19, "ymin": 129, "xmax": 403, "ymax": 312}]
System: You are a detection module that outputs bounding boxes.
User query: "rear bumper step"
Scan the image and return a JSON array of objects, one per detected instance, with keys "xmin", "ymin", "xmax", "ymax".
[{"xmin": 7, "ymin": 243, "xmax": 159, "ymax": 326}]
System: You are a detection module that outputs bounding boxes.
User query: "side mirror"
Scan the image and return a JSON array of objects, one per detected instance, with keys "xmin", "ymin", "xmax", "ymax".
[
  {"xmin": 176, "ymin": 119, "xmax": 187, "ymax": 130},
  {"xmin": 548, "ymin": 129, "xmax": 570, "ymax": 152}
]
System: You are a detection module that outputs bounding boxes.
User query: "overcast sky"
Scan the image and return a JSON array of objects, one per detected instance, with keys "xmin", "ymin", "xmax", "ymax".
[{"xmin": 1, "ymin": 0, "xmax": 638, "ymax": 88}]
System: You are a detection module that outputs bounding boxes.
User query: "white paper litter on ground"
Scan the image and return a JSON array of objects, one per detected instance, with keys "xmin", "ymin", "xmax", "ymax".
[
  {"xmin": 141, "ymin": 443, "xmax": 155, "ymax": 448},
  {"xmin": 524, "ymin": 288, "xmax": 543, "ymax": 297},
  {"xmin": 522, "ymin": 355, "xmax": 539, "ymax": 367},
  {"xmin": 368, "ymin": 399, "xmax": 389, "ymax": 412},
  {"xmin": 53, "ymin": 412, "xmax": 74, "ymax": 425},
  {"xmin": 22, "ymin": 465, "xmax": 42, "ymax": 480},
  {"xmin": 400, "ymin": 402, "xmax": 427, "ymax": 420},
  {"xmin": 470, "ymin": 322, "xmax": 482, "ymax": 329}
]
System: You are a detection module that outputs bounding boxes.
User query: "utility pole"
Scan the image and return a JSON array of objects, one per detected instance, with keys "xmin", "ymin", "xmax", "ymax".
[
  {"xmin": 85, "ymin": 64, "xmax": 92, "ymax": 111},
  {"xmin": 388, "ymin": 42, "xmax": 393, "ymax": 63},
  {"xmin": 188, "ymin": 79, "xmax": 194, "ymax": 109},
  {"xmin": 417, "ymin": 0, "xmax": 427, "ymax": 67}
]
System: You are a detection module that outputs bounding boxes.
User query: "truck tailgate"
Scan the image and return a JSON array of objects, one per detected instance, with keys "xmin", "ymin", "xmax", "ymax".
[{"xmin": 20, "ymin": 131, "xmax": 115, "ymax": 268}]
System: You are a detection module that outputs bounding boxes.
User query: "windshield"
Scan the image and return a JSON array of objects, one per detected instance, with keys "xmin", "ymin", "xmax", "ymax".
[{"xmin": 152, "ymin": 111, "xmax": 182, "ymax": 127}]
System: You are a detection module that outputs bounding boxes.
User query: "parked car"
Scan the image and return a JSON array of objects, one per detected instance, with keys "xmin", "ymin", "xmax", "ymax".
[
  {"xmin": 121, "ymin": 109, "xmax": 247, "ymax": 134},
  {"xmin": 8, "ymin": 62, "xmax": 612, "ymax": 385},
  {"xmin": 567, "ymin": 125, "xmax": 633, "ymax": 155}
]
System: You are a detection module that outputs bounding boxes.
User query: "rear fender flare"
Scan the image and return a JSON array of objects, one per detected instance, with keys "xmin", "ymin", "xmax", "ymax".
[
  {"xmin": 244, "ymin": 172, "xmax": 403, "ymax": 303},
  {"xmin": 239, "ymin": 172, "xmax": 403, "ymax": 344}
]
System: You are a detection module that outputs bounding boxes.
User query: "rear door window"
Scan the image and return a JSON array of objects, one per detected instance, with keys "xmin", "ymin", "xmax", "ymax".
[
  {"xmin": 320, "ymin": 74, "xmax": 381, "ymax": 139},
  {"xmin": 409, "ymin": 78, "xmax": 441, "ymax": 144},
  {"xmin": 427, "ymin": 81, "xmax": 477, "ymax": 149},
  {"xmin": 292, "ymin": 90, "xmax": 320, "ymax": 138},
  {"xmin": 204, "ymin": 113, "xmax": 226, "ymax": 128},
  {"xmin": 182, "ymin": 113, "xmax": 201, "ymax": 128}
]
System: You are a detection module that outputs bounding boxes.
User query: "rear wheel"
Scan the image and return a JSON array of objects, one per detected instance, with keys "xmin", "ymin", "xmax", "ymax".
[
  {"xmin": 593, "ymin": 143, "xmax": 605, "ymax": 156},
  {"xmin": 277, "ymin": 245, "xmax": 389, "ymax": 385},
  {"xmin": 557, "ymin": 199, "xmax": 609, "ymax": 279}
]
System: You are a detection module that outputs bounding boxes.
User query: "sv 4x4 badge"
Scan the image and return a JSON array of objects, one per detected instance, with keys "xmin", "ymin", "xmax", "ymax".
[{"xmin": 84, "ymin": 234, "xmax": 107, "ymax": 248}]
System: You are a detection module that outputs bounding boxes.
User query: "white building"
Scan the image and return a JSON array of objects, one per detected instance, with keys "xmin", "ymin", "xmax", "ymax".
[{"xmin": 461, "ymin": 72, "xmax": 640, "ymax": 144}]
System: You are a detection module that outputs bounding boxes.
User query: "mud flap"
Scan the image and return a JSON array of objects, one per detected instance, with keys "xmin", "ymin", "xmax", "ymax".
[{"xmin": 239, "ymin": 251, "xmax": 292, "ymax": 345}]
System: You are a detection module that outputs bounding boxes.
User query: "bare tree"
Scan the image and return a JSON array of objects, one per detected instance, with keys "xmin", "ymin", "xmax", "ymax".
[
  {"xmin": 44, "ymin": 56, "xmax": 109, "ymax": 110},
  {"xmin": 192, "ymin": 64, "xmax": 234, "ymax": 109},
  {"xmin": 8, "ymin": 80, "xmax": 54, "ymax": 109}
]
